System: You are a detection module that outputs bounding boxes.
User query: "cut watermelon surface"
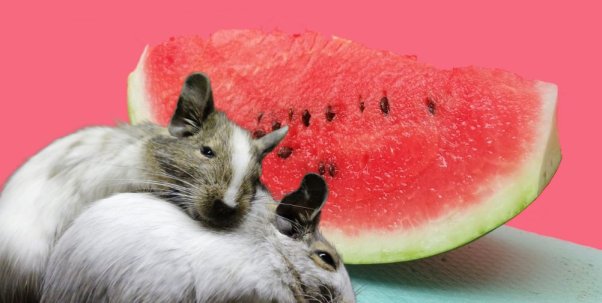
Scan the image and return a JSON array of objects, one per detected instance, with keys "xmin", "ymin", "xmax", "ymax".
[{"xmin": 128, "ymin": 30, "xmax": 561, "ymax": 264}]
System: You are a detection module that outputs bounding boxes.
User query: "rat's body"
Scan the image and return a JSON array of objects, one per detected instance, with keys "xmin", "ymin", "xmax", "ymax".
[
  {"xmin": 42, "ymin": 175, "xmax": 356, "ymax": 303},
  {"xmin": 0, "ymin": 124, "xmax": 157, "ymax": 302},
  {"xmin": 0, "ymin": 73, "xmax": 288, "ymax": 302}
]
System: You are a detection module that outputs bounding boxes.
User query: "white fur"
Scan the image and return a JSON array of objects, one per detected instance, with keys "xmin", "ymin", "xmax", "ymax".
[
  {"xmin": 41, "ymin": 191, "xmax": 356, "ymax": 302},
  {"xmin": 0, "ymin": 126, "xmax": 150, "ymax": 287},
  {"xmin": 223, "ymin": 126, "xmax": 252, "ymax": 208}
]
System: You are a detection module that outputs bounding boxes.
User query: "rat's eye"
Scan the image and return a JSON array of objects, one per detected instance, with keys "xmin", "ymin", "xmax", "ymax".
[
  {"xmin": 316, "ymin": 251, "xmax": 336, "ymax": 269},
  {"xmin": 200, "ymin": 146, "xmax": 215, "ymax": 158}
]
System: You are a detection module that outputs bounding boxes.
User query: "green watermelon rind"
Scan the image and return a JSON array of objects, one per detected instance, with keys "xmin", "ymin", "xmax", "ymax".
[{"xmin": 127, "ymin": 46, "xmax": 561, "ymax": 264}]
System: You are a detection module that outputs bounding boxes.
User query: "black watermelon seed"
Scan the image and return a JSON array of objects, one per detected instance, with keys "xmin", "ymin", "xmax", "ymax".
[
  {"xmin": 328, "ymin": 163, "xmax": 337, "ymax": 177},
  {"xmin": 325, "ymin": 105, "xmax": 336, "ymax": 122},
  {"xmin": 257, "ymin": 112, "xmax": 264, "ymax": 123},
  {"xmin": 252, "ymin": 129, "xmax": 266, "ymax": 139},
  {"xmin": 427, "ymin": 98, "xmax": 436, "ymax": 115},
  {"xmin": 288, "ymin": 108, "xmax": 294, "ymax": 121},
  {"xmin": 272, "ymin": 121, "xmax": 282, "ymax": 130},
  {"xmin": 302, "ymin": 110, "xmax": 311, "ymax": 127},
  {"xmin": 380, "ymin": 97, "xmax": 390, "ymax": 115},
  {"xmin": 318, "ymin": 162, "xmax": 326, "ymax": 175},
  {"xmin": 277, "ymin": 146, "xmax": 293, "ymax": 159},
  {"xmin": 359, "ymin": 101, "xmax": 365, "ymax": 113}
]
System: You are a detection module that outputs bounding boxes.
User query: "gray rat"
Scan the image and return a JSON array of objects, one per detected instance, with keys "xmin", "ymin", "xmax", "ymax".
[
  {"xmin": 41, "ymin": 174, "xmax": 356, "ymax": 303},
  {"xmin": 0, "ymin": 73, "xmax": 288, "ymax": 302}
]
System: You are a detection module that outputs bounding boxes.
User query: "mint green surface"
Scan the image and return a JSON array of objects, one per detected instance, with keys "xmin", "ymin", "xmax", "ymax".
[{"xmin": 349, "ymin": 226, "xmax": 601, "ymax": 302}]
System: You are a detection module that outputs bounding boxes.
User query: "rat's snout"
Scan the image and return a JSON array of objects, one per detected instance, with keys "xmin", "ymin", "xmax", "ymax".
[
  {"xmin": 210, "ymin": 198, "xmax": 236, "ymax": 217},
  {"xmin": 196, "ymin": 182, "xmax": 249, "ymax": 228}
]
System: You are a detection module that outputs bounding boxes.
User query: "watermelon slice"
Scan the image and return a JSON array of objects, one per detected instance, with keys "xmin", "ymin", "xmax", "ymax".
[{"xmin": 127, "ymin": 30, "xmax": 561, "ymax": 264}]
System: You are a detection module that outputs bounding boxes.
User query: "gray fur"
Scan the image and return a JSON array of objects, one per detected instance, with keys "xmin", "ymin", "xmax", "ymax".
[
  {"xmin": 41, "ymin": 175, "xmax": 355, "ymax": 303},
  {"xmin": 0, "ymin": 73, "xmax": 288, "ymax": 302},
  {"xmin": 0, "ymin": 258, "xmax": 39, "ymax": 303}
]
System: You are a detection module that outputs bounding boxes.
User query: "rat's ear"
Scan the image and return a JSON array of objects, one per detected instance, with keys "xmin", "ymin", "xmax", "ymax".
[
  {"xmin": 254, "ymin": 126, "xmax": 288, "ymax": 158},
  {"xmin": 168, "ymin": 73, "xmax": 215, "ymax": 138},
  {"xmin": 275, "ymin": 173, "xmax": 328, "ymax": 238}
]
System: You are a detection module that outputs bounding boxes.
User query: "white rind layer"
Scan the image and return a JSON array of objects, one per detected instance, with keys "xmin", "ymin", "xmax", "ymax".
[
  {"xmin": 323, "ymin": 82, "xmax": 561, "ymax": 263},
  {"xmin": 127, "ymin": 46, "xmax": 152, "ymax": 125}
]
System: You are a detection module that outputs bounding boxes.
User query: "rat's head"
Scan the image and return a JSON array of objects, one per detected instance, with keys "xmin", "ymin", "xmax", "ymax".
[
  {"xmin": 268, "ymin": 174, "xmax": 356, "ymax": 303},
  {"xmin": 146, "ymin": 73, "xmax": 288, "ymax": 228}
]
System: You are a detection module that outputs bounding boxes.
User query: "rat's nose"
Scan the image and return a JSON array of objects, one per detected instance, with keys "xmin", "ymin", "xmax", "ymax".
[{"xmin": 211, "ymin": 199, "xmax": 236, "ymax": 217}]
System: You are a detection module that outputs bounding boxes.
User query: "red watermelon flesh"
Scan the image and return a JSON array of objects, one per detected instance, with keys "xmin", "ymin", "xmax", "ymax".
[{"xmin": 128, "ymin": 30, "xmax": 560, "ymax": 263}]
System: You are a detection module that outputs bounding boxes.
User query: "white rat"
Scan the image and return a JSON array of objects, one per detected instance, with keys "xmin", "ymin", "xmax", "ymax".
[
  {"xmin": 41, "ymin": 174, "xmax": 356, "ymax": 303},
  {"xmin": 0, "ymin": 73, "xmax": 288, "ymax": 302}
]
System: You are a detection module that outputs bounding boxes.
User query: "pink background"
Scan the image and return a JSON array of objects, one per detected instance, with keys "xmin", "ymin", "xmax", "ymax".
[{"xmin": 1, "ymin": 1, "xmax": 600, "ymax": 249}]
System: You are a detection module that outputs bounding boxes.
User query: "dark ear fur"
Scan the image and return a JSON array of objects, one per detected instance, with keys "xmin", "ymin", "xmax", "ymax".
[
  {"xmin": 168, "ymin": 73, "xmax": 215, "ymax": 138},
  {"xmin": 276, "ymin": 173, "xmax": 328, "ymax": 238}
]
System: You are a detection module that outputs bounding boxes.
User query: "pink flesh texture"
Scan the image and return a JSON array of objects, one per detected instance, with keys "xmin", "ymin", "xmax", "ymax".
[{"xmin": 144, "ymin": 30, "xmax": 540, "ymax": 235}]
